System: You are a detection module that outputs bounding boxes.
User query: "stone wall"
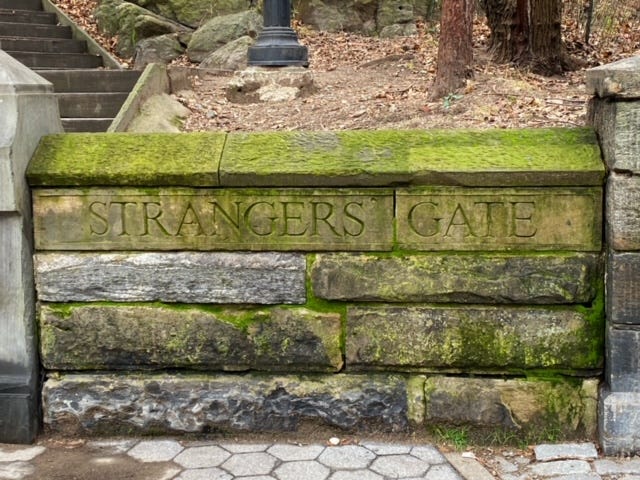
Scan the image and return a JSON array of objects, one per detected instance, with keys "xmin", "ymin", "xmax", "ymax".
[
  {"xmin": 0, "ymin": 52, "xmax": 62, "ymax": 443},
  {"xmin": 27, "ymin": 128, "xmax": 604, "ymax": 439},
  {"xmin": 587, "ymin": 56, "xmax": 640, "ymax": 454}
]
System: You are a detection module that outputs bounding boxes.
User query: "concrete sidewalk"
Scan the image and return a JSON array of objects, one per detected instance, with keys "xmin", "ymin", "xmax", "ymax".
[{"xmin": 1, "ymin": 437, "xmax": 640, "ymax": 480}]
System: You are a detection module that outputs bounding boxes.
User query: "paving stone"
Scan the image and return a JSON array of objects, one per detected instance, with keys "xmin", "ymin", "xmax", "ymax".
[
  {"xmin": 221, "ymin": 452, "xmax": 277, "ymax": 476},
  {"xmin": 273, "ymin": 460, "xmax": 329, "ymax": 480},
  {"xmin": 220, "ymin": 443, "xmax": 270, "ymax": 453},
  {"xmin": 620, "ymin": 475, "xmax": 640, "ymax": 480},
  {"xmin": 595, "ymin": 459, "xmax": 640, "ymax": 475},
  {"xmin": 0, "ymin": 462, "xmax": 35, "ymax": 480},
  {"xmin": 86, "ymin": 440, "xmax": 137, "ymax": 455},
  {"xmin": 127, "ymin": 440, "xmax": 184, "ymax": 462},
  {"xmin": 534, "ymin": 443, "xmax": 598, "ymax": 462},
  {"xmin": 176, "ymin": 468, "xmax": 232, "ymax": 480},
  {"xmin": 547, "ymin": 474, "xmax": 601, "ymax": 480},
  {"xmin": 328, "ymin": 470, "xmax": 383, "ymax": 480},
  {"xmin": 174, "ymin": 446, "xmax": 230, "ymax": 468},
  {"xmin": 267, "ymin": 444, "xmax": 325, "ymax": 461},
  {"xmin": 370, "ymin": 454, "xmax": 430, "ymax": 477},
  {"xmin": 445, "ymin": 452, "xmax": 495, "ymax": 480},
  {"xmin": 0, "ymin": 446, "xmax": 45, "ymax": 462},
  {"xmin": 423, "ymin": 464, "xmax": 463, "ymax": 480},
  {"xmin": 238, "ymin": 477, "xmax": 277, "ymax": 480},
  {"xmin": 410, "ymin": 445, "xmax": 446, "ymax": 464},
  {"xmin": 318, "ymin": 445, "xmax": 376, "ymax": 469},
  {"xmin": 360, "ymin": 442, "xmax": 412, "ymax": 455},
  {"xmin": 495, "ymin": 456, "xmax": 519, "ymax": 473},
  {"xmin": 529, "ymin": 460, "xmax": 592, "ymax": 477}
]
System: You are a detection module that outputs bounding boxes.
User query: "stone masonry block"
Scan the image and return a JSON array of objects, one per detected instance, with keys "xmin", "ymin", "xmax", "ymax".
[
  {"xmin": 347, "ymin": 306, "xmax": 602, "ymax": 372},
  {"xmin": 607, "ymin": 174, "xmax": 640, "ymax": 250},
  {"xmin": 34, "ymin": 252, "xmax": 306, "ymax": 304},
  {"xmin": 590, "ymin": 99, "xmax": 640, "ymax": 172},
  {"xmin": 607, "ymin": 325, "xmax": 640, "ymax": 392},
  {"xmin": 600, "ymin": 389, "xmax": 640, "ymax": 455},
  {"xmin": 608, "ymin": 252, "xmax": 640, "ymax": 324},
  {"xmin": 43, "ymin": 373, "xmax": 412, "ymax": 435},
  {"xmin": 311, "ymin": 253, "xmax": 600, "ymax": 304},
  {"xmin": 40, "ymin": 304, "xmax": 343, "ymax": 372},
  {"xmin": 587, "ymin": 56, "xmax": 640, "ymax": 99},
  {"xmin": 425, "ymin": 377, "xmax": 598, "ymax": 438}
]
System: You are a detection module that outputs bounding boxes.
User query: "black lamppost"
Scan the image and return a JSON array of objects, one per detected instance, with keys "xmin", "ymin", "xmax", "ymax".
[{"xmin": 248, "ymin": 0, "xmax": 308, "ymax": 67}]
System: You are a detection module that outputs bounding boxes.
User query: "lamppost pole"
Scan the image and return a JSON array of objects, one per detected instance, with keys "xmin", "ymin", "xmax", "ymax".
[{"xmin": 248, "ymin": 0, "xmax": 309, "ymax": 67}]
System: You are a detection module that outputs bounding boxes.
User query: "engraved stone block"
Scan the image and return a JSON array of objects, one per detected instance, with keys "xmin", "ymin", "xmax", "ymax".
[
  {"xmin": 40, "ymin": 304, "xmax": 342, "ymax": 372},
  {"xmin": 607, "ymin": 174, "xmax": 640, "ymax": 250},
  {"xmin": 33, "ymin": 188, "xmax": 394, "ymax": 251},
  {"xmin": 396, "ymin": 187, "xmax": 602, "ymax": 251},
  {"xmin": 607, "ymin": 326, "xmax": 640, "ymax": 392},
  {"xmin": 34, "ymin": 252, "xmax": 306, "ymax": 304},
  {"xmin": 311, "ymin": 253, "xmax": 600, "ymax": 304},
  {"xmin": 608, "ymin": 253, "xmax": 640, "ymax": 324},
  {"xmin": 347, "ymin": 306, "xmax": 602, "ymax": 372},
  {"xmin": 42, "ymin": 373, "xmax": 412, "ymax": 435}
]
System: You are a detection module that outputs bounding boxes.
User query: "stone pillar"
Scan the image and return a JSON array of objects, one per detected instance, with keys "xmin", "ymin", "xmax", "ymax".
[
  {"xmin": 0, "ymin": 51, "xmax": 62, "ymax": 443},
  {"xmin": 587, "ymin": 56, "xmax": 640, "ymax": 455}
]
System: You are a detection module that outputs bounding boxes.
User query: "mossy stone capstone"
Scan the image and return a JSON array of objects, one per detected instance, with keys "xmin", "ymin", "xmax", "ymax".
[{"xmin": 28, "ymin": 133, "xmax": 225, "ymax": 186}]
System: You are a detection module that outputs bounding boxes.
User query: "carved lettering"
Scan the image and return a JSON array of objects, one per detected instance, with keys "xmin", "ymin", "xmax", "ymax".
[
  {"xmin": 89, "ymin": 201, "xmax": 109, "ymax": 236},
  {"xmin": 142, "ymin": 202, "xmax": 171, "ymax": 236},
  {"xmin": 343, "ymin": 202, "xmax": 366, "ymax": 237},
  {"xmin": 509, "ymin": 201, "xmax": 537, "ymax": 238}
]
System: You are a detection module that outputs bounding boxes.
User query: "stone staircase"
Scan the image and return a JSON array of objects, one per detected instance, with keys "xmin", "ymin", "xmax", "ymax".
[{"xmin": 0, "ymin": 0, "xmax": 140, "ymax": 132}]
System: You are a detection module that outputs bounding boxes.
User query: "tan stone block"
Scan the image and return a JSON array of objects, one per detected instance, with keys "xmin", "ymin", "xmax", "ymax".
[
  {"xmin": 33, "ymin": 187, "xmax": 394, "ymax": 251},
  {"xmin": 396, "ymin": 187, "xmax": 602, "ymax": 251}
]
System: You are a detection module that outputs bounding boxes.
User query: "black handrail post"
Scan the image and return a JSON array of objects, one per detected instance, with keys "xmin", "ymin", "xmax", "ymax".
[{"xmin": 248, "ymin": 0, "xmax": 309, "ymax": 67}]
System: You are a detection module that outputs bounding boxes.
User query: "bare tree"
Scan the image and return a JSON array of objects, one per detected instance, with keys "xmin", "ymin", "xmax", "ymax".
[{"xmin": 430, "ymin": 0, "xmax": 474, "ymax": 100}]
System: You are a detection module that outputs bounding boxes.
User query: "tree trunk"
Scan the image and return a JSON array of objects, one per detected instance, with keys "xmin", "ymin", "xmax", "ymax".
[
  {"xmin": 482, "ymin": 0, "xmax": 576, "ymax": 74},
  {"xmin": 430, "ymin": 0, "xmax": 474, "ymax": 99}
]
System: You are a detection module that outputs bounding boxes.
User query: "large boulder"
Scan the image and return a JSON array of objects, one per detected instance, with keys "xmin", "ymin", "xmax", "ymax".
[
  {"xmin": 377, "ymin": 0, "xmax": 414, "ymax": 28},
  {"xmin": 294, "ymin": 0, "xmax": 377, "ymax": 33},
  {"xmin": 200, "ymin": 35, "xmax": 254, "ymax": 71},
  {"xmin": 133, "ymin": 33, "xmax": 185, "ymax": 69},
  {"xmin": 187, "ymin": 10, "xmax": 262, "ymax": 63},
  {"xmin": 128, "ymin": 0, "xmax": 252, "ymax": 28},
  {"xmin": 95, "ymin": 1, "xmax": 191, "ymax": 57}
]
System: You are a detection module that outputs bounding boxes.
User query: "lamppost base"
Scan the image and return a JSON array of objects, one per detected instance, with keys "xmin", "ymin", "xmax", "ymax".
[{"xmin": 248, "ymin": 27, "xmax": 309, "ymax": 67}]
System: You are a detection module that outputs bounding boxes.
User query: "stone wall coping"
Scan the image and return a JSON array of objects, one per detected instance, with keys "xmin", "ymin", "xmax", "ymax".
[
  {"xmin": 586, "ymin": 55, "xmax": 640, "ymax": 99},
  {"xmin": 27, "ymin": 127, "xmax": 605, "ymax": 188}
]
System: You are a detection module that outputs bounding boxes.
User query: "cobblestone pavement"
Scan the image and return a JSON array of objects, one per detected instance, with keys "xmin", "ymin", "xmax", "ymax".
[{"xmin": 1, "ymin": 438, "xmax": 640, "ymax": 480}]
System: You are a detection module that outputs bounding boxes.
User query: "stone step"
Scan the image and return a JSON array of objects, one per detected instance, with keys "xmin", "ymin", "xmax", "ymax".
[
  {"xmin": 62, "ymin": 118, "xmax": 114, "ymax": 133},
  {"xmin": 57, "ymin": 92, "xmax": 130, "ymax": 118},
  {"xmin": 0, "ymin": 21, "xmax": 70, "ymax": 38},
  {"xmin": 0, "ymin": 9, "xmax": 56, "ymax": 24},
  {"xmin": 0, "ymin": 37, "xmax": 86, "ymax": 53},
  {"xmin": 6, "ymin": 51, "xmax": 102, "ymax": 69},
  {"xmin": 36, "ymin": 69, "xmax": 141, "ymax": 93},
  {"xmin": 0, "ymin": 0, "xmax": 42, "ymax": 10}
]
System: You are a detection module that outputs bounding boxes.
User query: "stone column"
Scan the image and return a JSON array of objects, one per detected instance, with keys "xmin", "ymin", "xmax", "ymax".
[
  {"xmin": 587, "ymin": 56, "xmax": 640, "ymax": 455},
  {"xmin": 0, "ymin": 51, "xmax": 62, "ymax": 443}
]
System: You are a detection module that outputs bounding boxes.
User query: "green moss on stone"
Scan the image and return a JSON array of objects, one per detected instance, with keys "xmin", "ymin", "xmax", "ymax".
[
  {"xmin": 27, "ymin": 133, "xmax": 225, "ymax": 187},
  {"xmin": 220, "ymin": 128, "xmax": 604, "ymax": 187}
]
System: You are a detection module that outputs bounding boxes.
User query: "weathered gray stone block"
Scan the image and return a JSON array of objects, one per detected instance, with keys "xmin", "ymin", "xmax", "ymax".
[
  {"xmin": 607, "ymin": 326, "xmax": 640, "ymax": 392},
  {"xmin": 43, "ymin": 374, "xmax": 412, "ymax": 435},
  {"xmin": 599, "ymin": 388, "xmax": 640, "ymax": 455},
  {"xmin": 311, "ymin": 253, "xmax": 600, "ymax": 304},
  {"xmin": 607, "ymin": 174, "xmax": 640, "ymax": 250},
  {"xmin": 608, "ymin": 253, "xmax": 640, "ymax": 324},
  {"xmin": 40, "ymin": 304, "xmax": 342, "ymax": 372},
  {"xmin": 35, "ymin": 252, "xmax": 306, "ymax": 304},
  {"xmin": 347, "ymin": 306, "xmax": 603, "ymax": 372},
  {"xmin": 589, "ymin": 98, "xmax": 640, "ymax": 172},
  {"xmin": 587, "ymin": 56, "xmax": 640, "ymax": 99},
  {"xmin": 425, "ymin": 377, "xmax": 598, "ymax": 438},
  {"xmin": 0, "ymin": 51, "xmax": 62, "ymax": 443}
]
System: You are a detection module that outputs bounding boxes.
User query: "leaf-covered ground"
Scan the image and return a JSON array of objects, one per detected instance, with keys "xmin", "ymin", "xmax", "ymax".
[{"xmin": 53, "ymin": 0, "xmax": 640, "ymax": 132}]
